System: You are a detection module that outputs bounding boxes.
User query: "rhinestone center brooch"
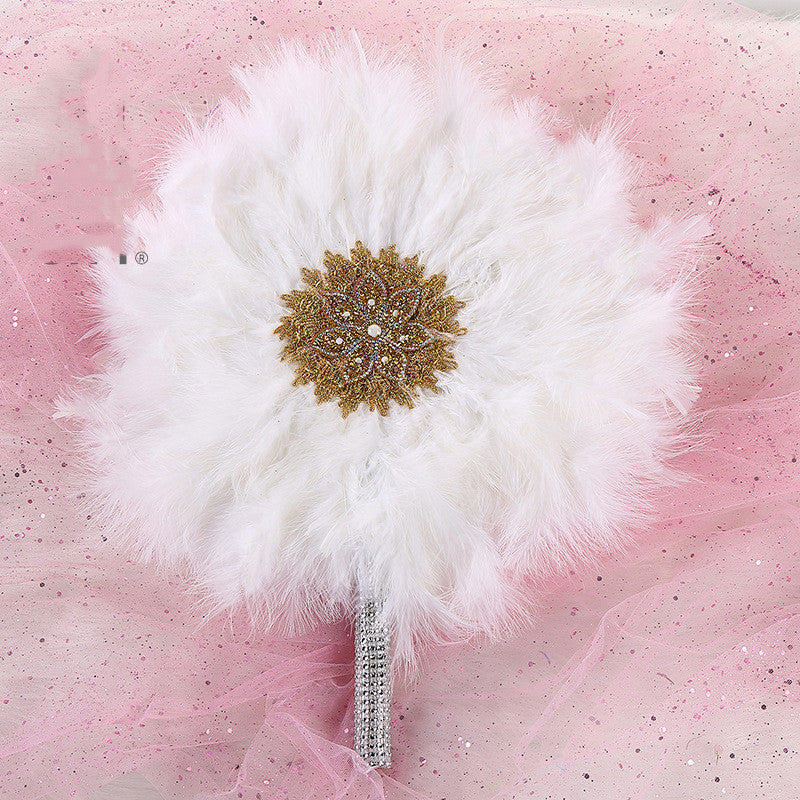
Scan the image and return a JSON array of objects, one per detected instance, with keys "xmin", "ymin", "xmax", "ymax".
[{"xmin": 275, "ymin": 241, "xmax": 466, "ymax": 416}]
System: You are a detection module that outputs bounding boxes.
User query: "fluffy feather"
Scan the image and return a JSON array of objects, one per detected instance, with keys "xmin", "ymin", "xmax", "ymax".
[{"xmin": 53, "ymin": 32, "xmax": 711, "ymax": 673}]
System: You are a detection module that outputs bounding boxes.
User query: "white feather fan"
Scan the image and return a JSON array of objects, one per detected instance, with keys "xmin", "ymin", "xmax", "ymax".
[{"xmin": 53, "ymin": 31, "xmax": 709, "ymax": 766}]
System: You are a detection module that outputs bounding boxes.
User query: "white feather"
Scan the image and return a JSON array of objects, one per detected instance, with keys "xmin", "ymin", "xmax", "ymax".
[{"xmin": 52, "ymin": 32, "xmax": 710, "ymax": 674}]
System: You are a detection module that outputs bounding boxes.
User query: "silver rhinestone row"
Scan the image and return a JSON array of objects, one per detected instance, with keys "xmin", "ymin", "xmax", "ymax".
[{"xmin": 354, "ymin": 597, "xmax": 391, "ymax": 768}]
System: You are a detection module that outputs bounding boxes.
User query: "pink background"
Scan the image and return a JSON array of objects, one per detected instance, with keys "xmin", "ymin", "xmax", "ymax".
[{"xmin": 1, "ymin": 1, "xmax": 799, "ymax": 798}]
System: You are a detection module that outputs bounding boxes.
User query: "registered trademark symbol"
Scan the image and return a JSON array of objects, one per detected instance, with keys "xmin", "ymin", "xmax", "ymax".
[{"xmin": 134, "ymin": 251, "xmax": 148, "ymax": 264}]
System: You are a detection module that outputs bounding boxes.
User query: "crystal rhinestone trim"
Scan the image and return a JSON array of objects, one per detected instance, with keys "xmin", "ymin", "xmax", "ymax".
[
  {"xmin": 275, "ymin": 241, "xmax": 466, "ymax": 416},
  {"xmin": 354, "ymin": 597, "xmax": 392, "ymax": 768}
]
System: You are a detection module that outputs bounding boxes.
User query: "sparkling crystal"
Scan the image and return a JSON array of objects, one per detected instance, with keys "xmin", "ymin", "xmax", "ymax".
[{"xmin": 354, "ymin": 596, "xmax": 392, "ymax": 768}]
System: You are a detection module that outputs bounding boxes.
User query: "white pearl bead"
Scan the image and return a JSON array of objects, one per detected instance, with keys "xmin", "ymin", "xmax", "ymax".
[{"xmin": 367, "ymin": 324, "xmax": 381, "ymax": 338}]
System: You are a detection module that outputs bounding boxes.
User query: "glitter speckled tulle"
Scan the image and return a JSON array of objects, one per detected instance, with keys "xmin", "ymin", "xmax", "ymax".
[{"xmin": 1, "ymin": 2, "xmax": 799, "ymax": 799}]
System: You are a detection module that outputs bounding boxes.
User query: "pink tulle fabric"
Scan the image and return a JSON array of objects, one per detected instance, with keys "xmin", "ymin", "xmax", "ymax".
[{"xmin": 2, "ymin": 1, "xmax": 799, "ymax": 798}]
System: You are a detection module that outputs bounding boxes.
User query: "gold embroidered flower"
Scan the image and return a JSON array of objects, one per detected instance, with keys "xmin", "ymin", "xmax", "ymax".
[{"xmin": 275, "ymin": 241, "xmax": 466, "ymax": 416}]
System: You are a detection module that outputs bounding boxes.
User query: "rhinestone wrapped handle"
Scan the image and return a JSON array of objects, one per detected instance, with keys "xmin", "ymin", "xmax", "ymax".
[{"xmin": 354, "ymin": 597, "xmax": 392, "ymax": 767}]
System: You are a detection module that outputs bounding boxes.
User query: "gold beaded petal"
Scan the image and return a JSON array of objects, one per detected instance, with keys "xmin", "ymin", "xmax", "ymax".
[{"xmin": 275, "ymin": 241, "xmax": 467, "ymax": 416}]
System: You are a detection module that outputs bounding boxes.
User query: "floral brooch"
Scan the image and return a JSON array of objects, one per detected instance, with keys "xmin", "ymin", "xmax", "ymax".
[{"xmin": 275, "ymin": 241, "xmax": 466, "ymax": 416}]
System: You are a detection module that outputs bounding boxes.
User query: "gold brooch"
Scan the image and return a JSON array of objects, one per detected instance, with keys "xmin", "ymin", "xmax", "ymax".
[{"xmin": 275, "ymin": 241, "xmax": 466, "ymax": 416}]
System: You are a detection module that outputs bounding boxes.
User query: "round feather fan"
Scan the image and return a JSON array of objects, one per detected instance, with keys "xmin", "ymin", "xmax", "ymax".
[{"xmin": 54, "ymin": 31, "xmax": 709, "ymax": 766}]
